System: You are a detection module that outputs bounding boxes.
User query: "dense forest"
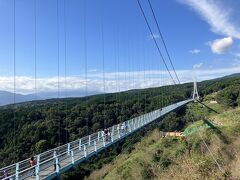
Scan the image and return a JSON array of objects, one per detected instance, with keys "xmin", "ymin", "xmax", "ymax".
[{"xmin": 0, "ymin": 74, "xmax": 240, "ymax": 170}]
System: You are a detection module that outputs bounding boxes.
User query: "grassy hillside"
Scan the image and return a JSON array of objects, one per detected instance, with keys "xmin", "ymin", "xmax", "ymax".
[{"xmin": 87, "ymin": 90, "xmax": 240, "ymax": 179}]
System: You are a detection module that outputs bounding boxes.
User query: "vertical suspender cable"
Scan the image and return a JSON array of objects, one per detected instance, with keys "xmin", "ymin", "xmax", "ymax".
[
  {"xmin": 13, "ymin": 0, "xmax": 16, "ymax": 162},
  {"xmin": 64, "ymin": 0, "xmax": 68, "ymax": 143},
  {"xmin": 101, "ymin": 25, "xmax": 106, "ymax": 128},
  {"xmin": 117, "ymin": 32, "xmax": 121, "ymax": 123},
  {"xmin": 56, "ymin": 0, "xmax": 61, "ymax": 146},
  {"xmin": 34, "ymin": 0, "xmax": 37, "ymax": 100},
  {"xmin": 147, "ymin": 45, "xmax": 151, "ymax": 111},
  {"xmin": 161, "ymin": 56, "xmax": 164, "ymax": 108},
  {"xmin": 113, "ymin": 28, "xmax": 118, "ymax": 124},
  {"xmin": 127, "ymin": 38, "xmax": 131, "ymax": 118},
  {"xmin": 83, "ymin": 0, "xmax": 89, "ymax": 134},
  {"xmin": 142, "ymin": 41, "xmax": 147, "ymax": 114}
]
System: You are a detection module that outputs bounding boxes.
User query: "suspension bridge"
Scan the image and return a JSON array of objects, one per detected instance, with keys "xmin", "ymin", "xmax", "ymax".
[
  {"xmin": 0, "ymin": 0, "xmax": 202, "ymax": 179},
  {"xmin": 0, "ymin": 86, "xmax": 199, "ymax": 180}
]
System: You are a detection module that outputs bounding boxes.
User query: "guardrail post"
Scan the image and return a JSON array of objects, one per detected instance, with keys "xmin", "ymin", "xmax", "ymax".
[
  {"xmin": 126, "ymin": 121, "xmax": 129, "ymax": 133},
  {"xmin": 130, "ymin": 120, "xmax": 133, "ymax": 130},
  {"xmin": 129, "ymin": 120, "xmax": 132, "ymax": 132},
  {"xmin": 137, "ymin": 117, "xmax": 140, "ymax": 128},
  {"xmin": 15, "ymin": 163, "xmax": 19, "ymax": 180},
  {"xmin": 54, "ymin": 151, "xmax": 59, "ymax": 173},
  {"xmin": 117, "ymin": 124, "xmax": 120, "ymax": 138},
  {"xmin": 71, "ymin": 150, "xmax": 75, "ymax": 164},
  {"xmin": 83, "ymin": 145, "xmax": 87, "ymax": 157},
  {"xmin": 102, "ymin": 133, "xmax": 106, "ymax": 147},
  {"xmin": 36, "ymin": 155, "xmax": 40, "ymax": 180},
  {"xmin": 94, "ymin": 140, "xmax": 97, "ymax": 151},
  {"xmin": 67, "ymin": 143, "xmax": 70, "ymax": 155},
  {"xmin": 111, "ymin": 126, "xmax": 114, "ymax": 142},
  {"xmin": 78, "ymin": 139, "xmax": 82, "ymax": 151},
  {"xmin": 142, "ymin": 117, "xmax": 145, "ymax": 125},
  {"xmin": 88, "ymin": 135, "xmax": 91, "ymax": 146},
  {"xmin": 97, "ymin": 132, "xmax": 100, "ymax": 141},
  {"xmin": 133, "ymin": 119, "xmax": 136, "ymax": 130}
]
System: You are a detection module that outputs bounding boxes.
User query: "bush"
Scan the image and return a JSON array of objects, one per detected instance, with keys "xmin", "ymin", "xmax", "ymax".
[{"xmin": 35, "ymin": 140, "xmax": 50, "ymax": 154}]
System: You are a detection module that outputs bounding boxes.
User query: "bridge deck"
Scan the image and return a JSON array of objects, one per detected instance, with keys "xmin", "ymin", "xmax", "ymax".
[{"xmin": 0, "ymin": 99, "xmax": 193, "ymax": 180}]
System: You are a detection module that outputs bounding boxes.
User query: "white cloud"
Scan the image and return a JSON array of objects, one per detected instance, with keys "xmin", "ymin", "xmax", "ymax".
[
  {"xmin": 149, "ymin": 33, "xmax": 160, "ymax": 39},
  {"xmin": 88, "ymin": 69, "xmax": 98, "ymax": 72},
  {"xmin": 179, "ymin": 0, "xmax": 240, "ymax": 39},
  {"xmin": 193, "ymin": 63, "xmax": 203, "ymax": 69},
  {"xmin": 1, "ymin": 65, "xmax": 240, "ymax": 95},
  {"xmin": 189, "ymin": 49, "xmax": 200, "ymax": 54},
  {"xmin": 209, "ymin": 37, "xmax": 233, "ymax": 54}
]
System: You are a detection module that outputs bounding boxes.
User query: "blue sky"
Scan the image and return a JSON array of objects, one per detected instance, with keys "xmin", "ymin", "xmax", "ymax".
[{"xmin": 0, "ymin": 0, "xmax": 240, "ymax": 94}]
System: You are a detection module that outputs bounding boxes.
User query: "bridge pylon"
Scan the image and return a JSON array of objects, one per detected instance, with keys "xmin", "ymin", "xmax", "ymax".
[{"xmin": 193, "ymin": 81, "xmax": 199, "ymax": 100}]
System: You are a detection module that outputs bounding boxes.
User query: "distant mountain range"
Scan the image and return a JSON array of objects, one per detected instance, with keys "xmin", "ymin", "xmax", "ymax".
[
  {"xmin": 0, "ymin": 91, "xmax": 37, "ymax": 106},
  {"xmin": 219, "ymin": 73, "xmax": 240, "ymax": 80},
  {"xmin": 0, "ymin": 90, "xmax": 100, "ymax": 106}
]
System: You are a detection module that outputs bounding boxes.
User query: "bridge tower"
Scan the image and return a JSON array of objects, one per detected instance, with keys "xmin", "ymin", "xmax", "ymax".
[{"xmin": 193, "ymin": 81, "xmax": 199, "ymax": 100}]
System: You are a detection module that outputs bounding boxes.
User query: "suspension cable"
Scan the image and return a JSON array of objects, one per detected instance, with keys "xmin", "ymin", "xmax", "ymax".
[
  {"xmin": 136, "ymin": 0, "xmax": 176, "ymax": 85},
  {"xmin": 101, "ymin": 24, "xmax": 106, "ymax": 128},
  {"xmin": 147, "ymin": 0, "xmax": 180, "ymax": 84},
  {"xmin": 64, "ymin": 0, "xmax": 68, "ymax": 143},
  {"xmin": 34, "ymin": 0, "xmax": 37, "ymax": 100},
  {"xmin": 13, "ymin": 0, "xmax": 16, "ymax": 162},
  {"xmin": 56, "ymin": 0, "xmax": 61, "ymax": 146},
  {"xmin": 142, "ymin": 40, "xmax": 147, "ymax": 114},
  {"xmin": 113, "ymin": 27, "xmax": 119, "ymax": 124}
]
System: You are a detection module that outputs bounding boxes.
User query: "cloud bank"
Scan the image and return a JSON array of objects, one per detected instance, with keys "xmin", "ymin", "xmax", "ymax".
[{"xmin": 1, "ymin": 66, "xmax": 240, "ymax": 95}]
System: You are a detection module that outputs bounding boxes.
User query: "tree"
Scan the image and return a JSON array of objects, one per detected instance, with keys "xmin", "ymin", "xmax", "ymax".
[{"xmin": 35, "ymin": 140, "xmax": 50, "ymax": 154}]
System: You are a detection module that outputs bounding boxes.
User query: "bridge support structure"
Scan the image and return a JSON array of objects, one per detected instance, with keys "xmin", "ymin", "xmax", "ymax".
[{"xmin": 193, "ymin": 81, "xmax": 199, "ymax": 100}]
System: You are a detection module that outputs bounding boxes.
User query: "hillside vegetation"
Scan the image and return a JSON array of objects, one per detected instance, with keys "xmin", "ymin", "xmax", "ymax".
[{"xmin": 87, "ymin": 85, "xmax": 240, "ymax": 179}]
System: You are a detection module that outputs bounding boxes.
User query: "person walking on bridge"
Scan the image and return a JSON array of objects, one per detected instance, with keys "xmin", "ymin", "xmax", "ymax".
[
  {"xmin": 29, "ymin": 157, "xmax": 36, "ymax": 177},
  {"xmin": 1, "ymin": 170, "xmax": 9, "ymax": 180}
]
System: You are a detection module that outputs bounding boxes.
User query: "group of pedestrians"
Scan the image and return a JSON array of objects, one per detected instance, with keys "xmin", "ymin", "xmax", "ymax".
[
  {"xmin": 117, "ymin": 121, "xmax": 129, "ymax": 136},
  {"xmin": 103, "ymin": 128, "xmax": 111, "ymax": 141},
  {"xmin": 102, "ymin": 121, "xmax": 129, "ymax": 142}
]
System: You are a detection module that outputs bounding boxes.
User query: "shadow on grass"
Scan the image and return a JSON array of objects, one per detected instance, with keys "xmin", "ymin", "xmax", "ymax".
[
  {"xmin": 197, "ymin": 100, "xmax": 219, "ymax": 114},
  {"xmin": 203, "ymin": 118, "xmax": 230, "ymax": 144}
]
